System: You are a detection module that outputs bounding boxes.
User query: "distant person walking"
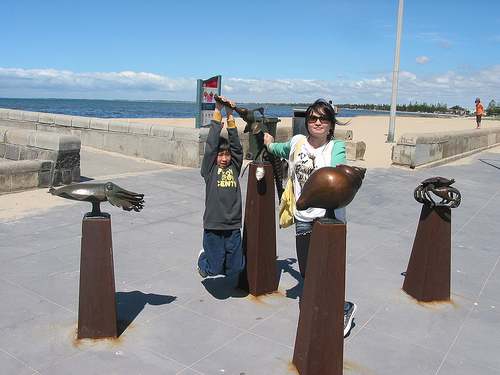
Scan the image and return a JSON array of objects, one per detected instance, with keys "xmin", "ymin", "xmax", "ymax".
[
  {"xmin": 328, "ymin": 100, "xmax": 338, "ymax": 115},
  {"xmin": 475, "ymin": 98, "xmax": 484, "ymax": 129}
]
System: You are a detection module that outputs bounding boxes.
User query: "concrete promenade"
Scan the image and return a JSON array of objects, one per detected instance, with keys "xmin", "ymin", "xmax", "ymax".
[{"xmin": 0, "ymin": 145, "xmax": 499, "ymax": 374}]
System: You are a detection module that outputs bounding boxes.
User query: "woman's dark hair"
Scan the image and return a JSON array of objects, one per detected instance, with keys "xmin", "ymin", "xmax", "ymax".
[
  {"xmin": 305, "ymin": 99, "xmax": 345, "ymax": 139},
  {"xmin": 217, "ymin": 137, "xmax": 230, "ymax": 153}
]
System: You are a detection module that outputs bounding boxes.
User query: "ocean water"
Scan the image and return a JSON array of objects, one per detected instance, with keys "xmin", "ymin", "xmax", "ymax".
[{"xmin": 0, "ymin": 98, "xmax": 389, "ymax": 119}]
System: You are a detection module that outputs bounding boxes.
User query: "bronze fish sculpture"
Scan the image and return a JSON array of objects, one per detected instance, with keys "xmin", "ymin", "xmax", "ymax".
[
  {"xmin": 50, "ymin": 182, "xmax": 145, "ymax": 217},
  {"xmin": 296, "ymin": 165, "xmax": 366, "ymax": 213}
]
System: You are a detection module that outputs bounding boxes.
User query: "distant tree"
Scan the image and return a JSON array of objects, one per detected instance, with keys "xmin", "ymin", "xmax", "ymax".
[
  {"xmin": 436, "ymin": 103, "xmax": 448, "ymax": 113},
  {"xmin": 487, "ymin": 100, "xmax": 500, "ymax": 116},
  {"xmin": 337, "ymin": 102, "xmax": 462, "ymax": 114},
  {"xmin": 450, "ymin": 105, "xmax": 465, "ymax": 115}
]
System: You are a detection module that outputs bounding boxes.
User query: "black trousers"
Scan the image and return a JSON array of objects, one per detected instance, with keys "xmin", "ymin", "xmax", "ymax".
[{"xmin": 295, "ymin": 232, "xmax": 311, "ymax": 279}]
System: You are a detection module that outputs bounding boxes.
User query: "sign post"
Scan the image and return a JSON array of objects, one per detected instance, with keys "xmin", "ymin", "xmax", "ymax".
[{"xmin": 196, "ymin": 75, "xmax": 221, "ymax": 128}]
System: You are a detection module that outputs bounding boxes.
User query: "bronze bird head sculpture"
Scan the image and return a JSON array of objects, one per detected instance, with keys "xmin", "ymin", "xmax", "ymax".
[
  {"xmin": 214, "ymin": 94, "xmax": 265, "ymax": 134},
  {"xmin": 296, "ymin": 165, "xmax": 366, "ymax": 217},
  {"xmin": 50, "ymin": 182, "xmax": 145, "ymax": 217}
]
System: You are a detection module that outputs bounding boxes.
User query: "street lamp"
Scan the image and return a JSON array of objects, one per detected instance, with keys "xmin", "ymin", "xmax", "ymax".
[{"xmin": 387, "ymin": 0, "xmax": 404, "ymax": 143}]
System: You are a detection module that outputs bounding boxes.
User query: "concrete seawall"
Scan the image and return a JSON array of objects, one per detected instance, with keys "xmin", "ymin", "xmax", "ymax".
[
  {"xmin": 0, "ymin": 125, "xmax": 81, "ymax": 192},
  {"xmin": 0, "ymin": 108, "xmax": 207, "ymax": 168},
  {"xmin": 392, "ymin": 128, "xmax": 500, "ymax": 168},
  {"xmin": 0, "ymin": 108, "xmax": 365, "ymax": 168}
]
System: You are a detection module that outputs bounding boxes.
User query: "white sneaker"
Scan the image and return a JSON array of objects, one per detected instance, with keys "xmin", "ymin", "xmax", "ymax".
[
  {"xmin": 197, "ymin": 249, "xmax": 208, "ymax": 278},
  {"xmin": 344, "ymin": 301, "xmax": 357, "ymax": 337}
]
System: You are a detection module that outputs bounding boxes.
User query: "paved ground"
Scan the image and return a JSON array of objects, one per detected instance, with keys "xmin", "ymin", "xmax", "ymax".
[{"xmin": 0, "ymin": 146, "xmax": 499, "ymax": 374}]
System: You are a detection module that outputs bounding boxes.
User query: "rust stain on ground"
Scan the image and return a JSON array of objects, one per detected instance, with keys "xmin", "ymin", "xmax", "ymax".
[
  {"xmin": 249, "ymin": 291, "xmax": 282, "ymax": 304},
  {"xmin": 287, "ymin": 361, "xmax": 300, "ymax": 374},
  {"xmin": 73, "ymin": 335, "xmax": 123, "ymax": 347},
  {"xmin": 286, "ymin": 359, "xmax": 378, "ymax": 374},
  {"xmin": 344, "ymin": 359, "xmax": 380, "ymax": 374},
  {"xmin": 402, "ymin": 289, "xmax": 458, "ymax": 309},
  {"xmin": 71, "ymin": 325, "xmax": 128, "ymax": 347},
  {"xmin": 416, "ymin": 298, "xmax": 457, "ymax": 309},
  {"xmin": 451, "ymin": 292, "xmax": 474, "ymax": 304}
]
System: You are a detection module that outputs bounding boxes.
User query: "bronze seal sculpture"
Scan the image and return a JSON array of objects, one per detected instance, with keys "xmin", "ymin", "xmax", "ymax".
[
  {"xmin": 296, "ymin": 165, "xmax": 366, "ymax": 217},
  {"xmin": 50, "ymin": 182, "xmax": 145, "ymax": 216}
]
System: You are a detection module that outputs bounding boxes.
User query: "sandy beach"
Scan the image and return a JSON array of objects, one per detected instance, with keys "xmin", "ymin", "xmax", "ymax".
[{"xmin": 122, "ymin": 115, "xmax": 500, "ymax": 168}]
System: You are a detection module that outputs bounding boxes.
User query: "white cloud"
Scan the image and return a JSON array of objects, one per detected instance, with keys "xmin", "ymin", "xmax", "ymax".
[
  {"xmin": 487, "ymin": 34, "xmax": 500, "ymax": 42},
  {"xmin": 436, "ymin": 40, "xmax": 452, "ymax": 50},
  {"xmin": 1, "ymin": 66, "xmax": 499, "ymax": 108},
  {"xmin": 415, "ymin": 56, "xmax": 431, "ymax": 65},
  {"xmin": 0, "ymin": 68, "xmax": 197, "ymax": 100}
]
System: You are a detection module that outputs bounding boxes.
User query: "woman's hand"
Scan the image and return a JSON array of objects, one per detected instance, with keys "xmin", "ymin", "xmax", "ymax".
[{"xmin": 263, "ymin": 132, "xmax": 275, "ymax": 146}]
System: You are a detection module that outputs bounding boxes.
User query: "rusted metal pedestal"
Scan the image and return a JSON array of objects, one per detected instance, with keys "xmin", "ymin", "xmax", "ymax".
[
  {"xmin": 403, "ymin": 205, "xmax": 451, "ymax": 302},
  {"xmin": 293, "ymin": 219, "xmax": 346, "ymax": 375},
  {"xmin": 78, "ymin": 213, "xmax": 117, "ymax": 339},
  {"xmin": 238, "ymin": 162, "xmax": 277, "ymax": 296}
]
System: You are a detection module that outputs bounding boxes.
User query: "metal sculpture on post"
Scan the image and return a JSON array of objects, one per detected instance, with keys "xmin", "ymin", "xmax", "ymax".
[
  {"xmin": 50, "ymin": 182, "xmax": 144, "ymax": 339},
  {"xmin": 403, "ymin": 177, "xmax": 461, "ymax": 302},
  {"xmin": 293, "ymin": 165, "xmax": 365, "ymax": 375}
]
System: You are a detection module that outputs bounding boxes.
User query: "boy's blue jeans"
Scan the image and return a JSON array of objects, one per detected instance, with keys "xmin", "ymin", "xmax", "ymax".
[{"xmin": 199, "ymin": 229, "xmax": 245, "ymax": 277}]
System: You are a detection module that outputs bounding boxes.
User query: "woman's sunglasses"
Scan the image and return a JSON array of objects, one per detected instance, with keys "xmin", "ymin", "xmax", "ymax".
[{"xmin": 307, "ymin": 115, "xmax": 330, "ymax": 124}]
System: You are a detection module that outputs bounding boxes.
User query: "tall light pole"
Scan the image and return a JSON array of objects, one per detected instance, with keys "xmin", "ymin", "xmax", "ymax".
[{"xmin": 387, "ymin": 0, "xmax": 404, "ymax": 143}]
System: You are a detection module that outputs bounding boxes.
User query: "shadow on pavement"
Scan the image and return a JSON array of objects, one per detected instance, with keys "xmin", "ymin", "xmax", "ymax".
[{"xmin": 116, "ymin": 291, "xmax": 177, "ymax": 337}]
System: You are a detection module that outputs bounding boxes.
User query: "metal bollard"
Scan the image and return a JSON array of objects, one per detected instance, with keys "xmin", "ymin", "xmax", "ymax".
[
  {"xmin": 78, "ymin": 213, "xmax": 117, "ymax": 338},
  {"xmin": 293, "ymin": 218, "xmax": 346, "ymax": 375},
  {"xmin": 238, "ymin": 162, "xmax": 278, "ymax": 296},
  {"xmin": 403, "ymin": 206, "xmax": 451, "ymax": 302}
]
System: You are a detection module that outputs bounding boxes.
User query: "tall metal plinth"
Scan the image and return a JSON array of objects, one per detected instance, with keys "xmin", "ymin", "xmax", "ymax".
[
  {"xmin": 403, "ymin": 205, "xmax": 451, "ymax": 302},
  {"xmin": 238, "ymin": 163, "xmax": 278, "ymax": 296},
  {"xmin": 78, "ymin": 213, "xmax": 117, "ymax": 339},
  {"xmin": 293, "ymin": 219, "xmax": 346, "ymax": 375}
]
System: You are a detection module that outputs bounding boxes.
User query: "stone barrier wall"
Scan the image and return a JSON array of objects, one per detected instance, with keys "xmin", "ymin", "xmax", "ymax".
[
  {"xmin": 392, "ymin": 128, "xmax": 500, "ymax": 168},
  {"xmin": 0, "ymin": 108, "xmax": 365, "ymax": 169},
  {"xmin": 0, "ymin": 125, "xmax": 81, "ymax": 192},
  {"xmin": 0, "ymin": 108, "xmax": 208, "ymax": 168},
  {"xmin": 0, "ymin": 159, "xmax": 48, "ymax": 193}
]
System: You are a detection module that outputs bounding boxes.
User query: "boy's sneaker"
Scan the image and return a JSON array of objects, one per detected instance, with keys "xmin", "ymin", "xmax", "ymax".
[
  {"xmin": 344, "ymin": 301, "xmax": 357, "ymax": 337},
  {"xmin": 197, "ymin": 250, "xmax": 208, "ymax": 278}
]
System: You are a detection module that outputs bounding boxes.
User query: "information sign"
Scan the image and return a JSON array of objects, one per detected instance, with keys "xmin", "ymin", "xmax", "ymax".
[{"xmin": 196, "ymin": 75, "xmax": 221, "ymax": 128}]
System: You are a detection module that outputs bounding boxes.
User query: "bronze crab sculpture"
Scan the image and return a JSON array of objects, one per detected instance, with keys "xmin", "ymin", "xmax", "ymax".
[
  {"xmin": 50, "ymin": 182, "xmax": 145, "ymax": 217},
  {"xmin": 414, "ymin": 177, "xmax": 461, "ymax": 208}
]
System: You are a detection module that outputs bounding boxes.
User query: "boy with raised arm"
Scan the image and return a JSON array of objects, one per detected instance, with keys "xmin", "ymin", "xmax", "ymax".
[{"xmin": 197, "ymin": 97, "xmax": 245, "ymax": 278}]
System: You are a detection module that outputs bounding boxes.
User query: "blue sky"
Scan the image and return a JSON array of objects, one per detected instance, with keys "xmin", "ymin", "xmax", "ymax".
[{"xmin": 1, "ymin": 0, "xmax": 498, "ymax": 109}]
